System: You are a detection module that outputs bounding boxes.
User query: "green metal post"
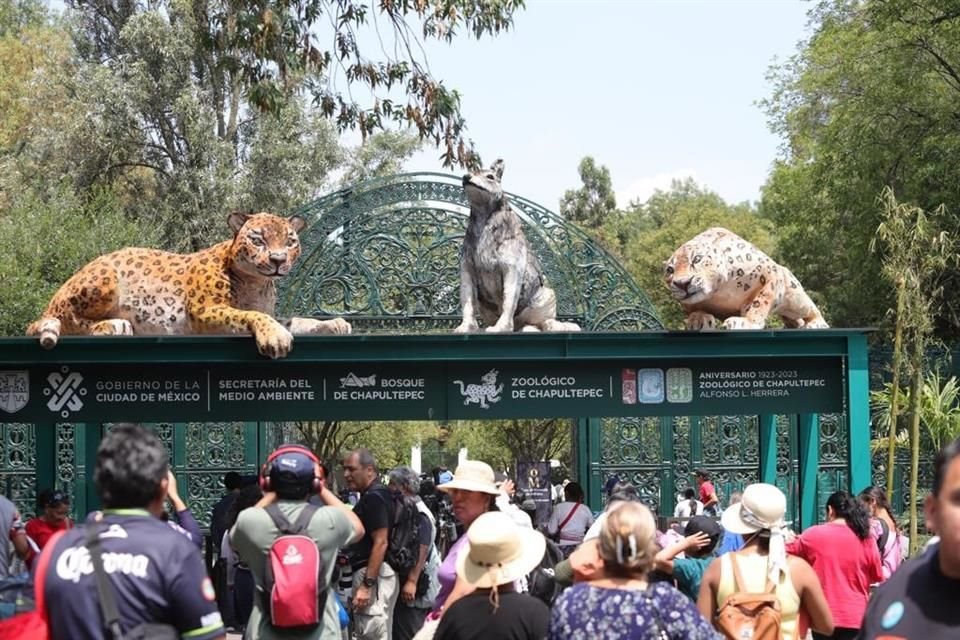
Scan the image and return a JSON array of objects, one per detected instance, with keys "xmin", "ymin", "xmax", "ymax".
[
  {"xmin": 81, "ymin": 423, "xmax": 102, "ymax": 512},
  {"xmin": 577, "ymin": 417, "xmax": 603, "ymax": 511},
  {"xmin": 758, "ymin": 415, "xmax": 778, "ymax": 485},
  {"xmin": 846, "ymin": 333, "xmax": 872, "ymax": 493},
  {"xmin": 690, "ymin": 416, "xmax": 703, "ymax": 471},
  {"xmin": 173, "ymin": 422, "xmax": 187, "ymax": 501},
  {"xmin": 798, "ymin": 413, "xmax": 820, "ymax": 530},
  {"xmin": 257, "ymin": 421, "xmax": 272, "ymax": 461},
  {"xmin": 245, "ymin": 422, "xmax": 261, "ymax": 466},
  {"xmin": 34, "ymin": 423, "xmax": 57, "ymax": 498},
  {"xmin": 660, "ymin": 416, "xmax": 675, "ymax": 513}
]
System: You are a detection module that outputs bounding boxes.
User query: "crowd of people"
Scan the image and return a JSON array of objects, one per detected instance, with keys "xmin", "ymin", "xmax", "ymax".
[{"xmin": 0, "ymin": 427, "xmax": 958, "ymax": 639}]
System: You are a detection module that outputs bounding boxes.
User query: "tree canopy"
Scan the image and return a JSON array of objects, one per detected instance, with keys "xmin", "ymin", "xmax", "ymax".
[{"xmin": 761, "ymin": 0, "xmax": 960, "ymax": 335}]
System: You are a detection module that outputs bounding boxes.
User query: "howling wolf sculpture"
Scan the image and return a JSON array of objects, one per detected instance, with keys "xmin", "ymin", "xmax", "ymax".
[{"xmin": 454, "ymin": 160, "xmax": 581, "ymax": 333}]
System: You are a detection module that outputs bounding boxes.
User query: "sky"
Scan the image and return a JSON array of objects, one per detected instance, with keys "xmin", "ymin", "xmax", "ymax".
[{"xmin": 402, "ymin": 0, "xmax": 813, "ymax": 210}]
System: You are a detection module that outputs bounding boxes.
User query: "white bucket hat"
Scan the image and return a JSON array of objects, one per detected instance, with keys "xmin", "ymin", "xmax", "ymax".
[
  {"xmin": 456, "ymin": 511, "xmax": 546, "ymax": 589},
  {"xmin": 437, "ymin": 460, "xmax": 500, "ymax": 496},
  {"xmin": 721, "ymin": 483, "xmax": 788, "ymax": 534},
  {"xmin": 721, "ymin": 483, "xmax": 789, "ymax": 584}
]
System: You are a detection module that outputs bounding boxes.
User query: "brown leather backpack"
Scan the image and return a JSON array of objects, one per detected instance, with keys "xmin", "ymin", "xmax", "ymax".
[{"xmin": 715, "ymin": 554, "xmax": 783, "ymax": 640}]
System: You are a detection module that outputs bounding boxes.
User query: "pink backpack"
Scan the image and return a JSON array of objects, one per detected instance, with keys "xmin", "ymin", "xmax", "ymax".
[{"xmin": 263, "ymin": 503, "xmax": 326, "ymax": 629}]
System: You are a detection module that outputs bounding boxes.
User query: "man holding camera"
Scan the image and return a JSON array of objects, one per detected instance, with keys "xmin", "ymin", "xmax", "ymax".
[{"xmin": 232, "ymin": 444, "xmax": 363, "ymax": 639}]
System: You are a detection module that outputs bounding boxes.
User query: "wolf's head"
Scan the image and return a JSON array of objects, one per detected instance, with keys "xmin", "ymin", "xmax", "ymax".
[{"xmin": 463, "ymin": 159, "xmax": 505, "ymax": 210}]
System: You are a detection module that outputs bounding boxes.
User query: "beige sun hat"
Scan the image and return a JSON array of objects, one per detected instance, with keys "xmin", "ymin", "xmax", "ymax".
[
  {"xmin": 721, "ymin": 482, "xmax": 788, "ymax": 534},
  {"xmin": 455, "ymin": 511, "xmax": 546, "ymax": 589},
  {"xmin": 437, "ymin": 460, "xmax": 500, "ymax": 496},
  {"xmin": 721, "ymin": 483, "xmax": 790, "ymax": 584}
]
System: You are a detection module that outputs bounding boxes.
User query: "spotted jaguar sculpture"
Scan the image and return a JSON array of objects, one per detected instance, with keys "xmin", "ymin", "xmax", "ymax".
[
  {"xmin": 26, "ymin": 212, "xmax": 351, "ymax": 358},
  {"xmin": 454, "ymin": 159, "xmax": 581, "ymax": 333},
  {"xmin": 664, "ymin": 227, "xmax": 828, "ymax": 330}
]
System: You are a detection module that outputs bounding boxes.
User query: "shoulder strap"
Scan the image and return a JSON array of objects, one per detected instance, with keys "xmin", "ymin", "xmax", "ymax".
[
  {"xmin": 729, "ymin": 552, "xmax": 746, "ymax": 593},
  {"xmin": 291, "ymin": 503, "xmax": 319, "ymax": 534},
  {"xmin": 729, "ymin": 553, "xmax": 776, "ymax": 594},
  {"xmin": 265, "ymin": 502, "xmax": 317, "ymax": 535},
  {"xmin": 33, "ymin": 528, "xmax": 66, "ymax": 621},
  {"xmin": 557, "ymin": 501, "xmax": 581, "ymax": 532},
  {"xmin": 877, "ymin": 518, "xmax": 890, "ymax": 552},
  {"xmin": 264, "ymin": 503, "xmax": 292, "ymax": 534},
  {"xmin": 86, "ymin": 524, "xmax": 125, "ymax": 640}
]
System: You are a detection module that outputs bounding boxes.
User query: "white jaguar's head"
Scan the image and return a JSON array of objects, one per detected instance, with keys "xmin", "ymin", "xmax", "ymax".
[{"xmin": 663, "ymin": 241, "xmax": 723, "ymax": 305}]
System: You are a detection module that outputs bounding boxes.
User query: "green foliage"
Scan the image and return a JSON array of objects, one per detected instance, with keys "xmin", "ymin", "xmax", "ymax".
[
  {"xmin": 870, "ymin": 372, "xmax": 960, "ymax": 456},
  {"xmin": 295, "ymin": 420, "xmax": 440, "ymax": 471},
  {"xmin": 872, "ymin": 187, "xmax": 957, "ymax": 552},
  {"xmin": 0, "ymin": 184, "xmax": 160, "ymax": 335},
  {"xmin": 446, "ymin": 419, "xmax": 572, "ymax": 472},
  {"xmin": 0, "ymin": 0, "xmax": 46, "ymax": 35},
  {"xmin": 340, "ymin": 131, "xmax": 423, "ymax": 185},
  {"xmin": 873, "ymin": 187, "xmax": 957, "ymax": 347},
  {"xmin": 559, "ymin": 157, "xmax": 618, "ymax": 230},
  {"xmin": 762, "ymin": 0, "xmax": 960, "ymax": 335},
  {"xmin": 73, "ymin": 0, "xmax": 523, "ymax": 168},
  {"xmin": 237, "ymin": 102, "xmax": 343, "ymax": 214}
]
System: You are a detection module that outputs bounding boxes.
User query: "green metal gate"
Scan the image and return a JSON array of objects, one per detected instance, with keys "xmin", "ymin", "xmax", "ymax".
[{"xmin": 1, "ymin": 173, "xmax": 878, "ymax": 530}]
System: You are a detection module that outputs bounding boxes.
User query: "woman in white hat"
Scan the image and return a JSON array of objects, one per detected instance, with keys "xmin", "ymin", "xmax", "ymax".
[
  {"xmin": 434, "ymin": 511, "xmax": 550, "ymax": 640},
  {"xmin": 549, "ymin": 501, "xmax": 721, "ymax": 639},
  {"xmin": 697, "ymin": 483, "xmax": 834, "ymax": 640},
  {"xmin": 429, "ymin": 460, "xmax": 504, "ymax": 616}
]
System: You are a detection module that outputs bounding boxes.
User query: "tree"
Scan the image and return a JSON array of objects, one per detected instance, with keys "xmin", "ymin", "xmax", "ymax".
[
  {"xmin": 294, "ymin": 419, "xmax": 440, "ymax": 472},
  {"xmin": 0, "ymin": 0, "xmax": 45, "ymax": 36},
  {"xmin": 446, "ymin": 419, "xmax": 572, "ymax": 473},
  {"xmin": 559, "ymin": 156, "xmax": 618, "ymax": 230},
  {"xmin": 340, "ymin": 131, "xmax": 422, "ymax": 185},
  {"xmin": 0, "ymin": 185, "xmax": 160, "ymax": 335},
  {"xmin": 71, "ymin": 0, "xmax": 523, "ymax": 168},
  {"xmin": 762, "ymin": 0, "xmax": 960, "ymax": 335},
  {"xmin": 873, "ymin": 187, "xmax": 956, "ymax": 552}
]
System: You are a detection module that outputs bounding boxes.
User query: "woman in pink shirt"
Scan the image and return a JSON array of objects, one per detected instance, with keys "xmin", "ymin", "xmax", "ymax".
[
  {"xmin": 858, "ymin": 486, "xmax": 904, "ymax": 580},
  {"xmin": 786, "ymin": 490, "xmax": 882, "ymax": 640}
]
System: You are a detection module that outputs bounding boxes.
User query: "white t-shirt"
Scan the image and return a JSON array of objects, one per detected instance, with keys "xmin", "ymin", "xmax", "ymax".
[
  {"xmin": 547, "ymin": 502, "xmax": 594, "ymax": 546},
  {"xmin": 673, "ymin": 498, "xmax": 704, "ymax": 519}
]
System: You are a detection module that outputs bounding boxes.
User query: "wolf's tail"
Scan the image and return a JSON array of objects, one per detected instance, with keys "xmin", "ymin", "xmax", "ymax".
[{"xmin": 26, "ymin": 317, "xmax": 61, "ymax": 349}]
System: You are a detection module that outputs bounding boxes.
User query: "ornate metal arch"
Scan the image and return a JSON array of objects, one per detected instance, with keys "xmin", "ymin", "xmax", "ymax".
[{"xmin": 278, "ymin": 172, "xmax": 662, "ymax": 332}]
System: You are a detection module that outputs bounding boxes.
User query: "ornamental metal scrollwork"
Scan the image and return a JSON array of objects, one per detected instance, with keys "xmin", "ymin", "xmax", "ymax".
[
  {"xmin": 0, "ymin": 423, "xmax": 35, "ymax": 521},
  {"xmin": 184, "ymin": 422, "xmax": 252, "ymax": 529},
  {"xmin": 278, "ymin": 173, "xmax": 663, "ymax": 332}
]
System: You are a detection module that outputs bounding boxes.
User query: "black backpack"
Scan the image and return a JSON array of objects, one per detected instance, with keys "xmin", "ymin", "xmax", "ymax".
[
  {"xmin": 379, "ymin": 489, "xmax": 422, "ymax": 578},
  {"xmin": 527, "ymin": 536, "xmax": 565, "ymax": 607}
]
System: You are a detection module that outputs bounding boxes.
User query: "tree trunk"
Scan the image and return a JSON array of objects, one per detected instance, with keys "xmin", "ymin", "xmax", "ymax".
[
  {"xmin": 886, "ymin": 276, "xmax": 906, "ymax": 502},
  {"xmin": 907, "ymin": 344, "xmax": 924, "ymax": 556}
]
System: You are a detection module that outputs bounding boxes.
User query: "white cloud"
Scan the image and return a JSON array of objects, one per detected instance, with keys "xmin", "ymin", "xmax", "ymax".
[{"xmin": 615, "ymin": 169, "xmax": 699, "ymax": 208}]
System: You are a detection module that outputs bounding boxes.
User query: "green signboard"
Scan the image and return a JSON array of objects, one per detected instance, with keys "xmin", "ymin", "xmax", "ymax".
[{"xmin": 0, "ymin": 356, "xmax": 842, "ymax": 422}]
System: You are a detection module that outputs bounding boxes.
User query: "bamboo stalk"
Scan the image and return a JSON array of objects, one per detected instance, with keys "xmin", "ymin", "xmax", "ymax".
[
  {"xmin": 886, "ymin": 276, "xmax": 906, "ymax": 502},
  {"xmin": 908, "ymin": 343, "xmax": 923, "ymax": 556}
]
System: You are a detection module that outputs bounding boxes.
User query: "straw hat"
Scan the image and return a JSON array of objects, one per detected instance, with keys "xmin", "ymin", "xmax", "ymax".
[
  {"xmin": 721, "ymin": 483, "xmax": 787, "ymax": 534},
  {"xmin": 456, "ymin": 511, "xmax": 546, "ymax": 588},
  {"xmin": 437, "ymin": 460, "xmax": 500, "ymax": 496}
]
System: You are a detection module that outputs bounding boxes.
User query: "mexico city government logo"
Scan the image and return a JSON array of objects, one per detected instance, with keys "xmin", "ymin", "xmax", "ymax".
[
  {"xmin": 0, "ymin": 371, "xmax": 28, "ymax": 414},
  {"xmin": 44, "ymin": 366, "xmax": 87, "ymax": 419}
]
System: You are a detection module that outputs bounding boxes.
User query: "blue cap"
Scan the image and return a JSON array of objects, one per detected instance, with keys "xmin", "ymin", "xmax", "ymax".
[{"xmin": 269, "ymin": 451, "xmax": 315, "ymax": 490}]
